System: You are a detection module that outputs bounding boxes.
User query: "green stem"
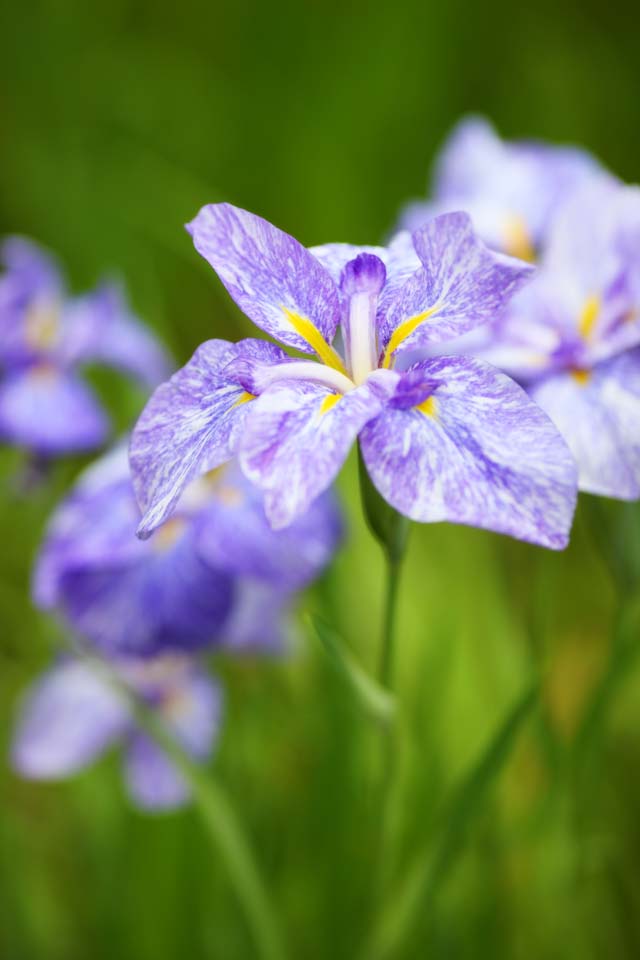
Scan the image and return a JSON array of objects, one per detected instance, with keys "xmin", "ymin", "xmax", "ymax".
[
  {"xmin": 73, "ymin": 646, "xmax": 286, "ymax": 960},
  {"xmin": 379, "ymin": 552, "xmax": 403, "ymax": 690}
]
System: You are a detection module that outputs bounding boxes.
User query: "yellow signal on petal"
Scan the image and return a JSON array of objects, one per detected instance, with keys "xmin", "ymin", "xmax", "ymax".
[
  {"xmin": 578, "ymin": 295, "xmax": 600, "ymax": 341},
  {"xmin": 319, "ymin": 393, "xmax": 341, "ymax": 416},
  {"xmin": 570, "ymin": 369, "xmax": 591, "ymax": 386},
  {"xmin": 233, "ymin": 390, "xmax": 256, "ymax": 407},
  {"xmin": 503, "ymin": 215, "xmax": 536, "ymax": 263},
  {"xmin": 382, "ymin": 304, "xmax": 441, "ymax": 369},
  {"xmin": 415, "ymin": 396, "xmax": 438, "ymax": 419},
  {"xmin": 281, "ymin": 306, "xmax": 348, "ymax": 377}
]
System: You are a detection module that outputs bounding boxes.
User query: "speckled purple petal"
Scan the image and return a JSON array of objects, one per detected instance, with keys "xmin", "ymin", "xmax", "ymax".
[
  {"xmin": 399, "ymin": 116, "xmax": 604, "ymax": 254},
  {"xmin": 196, "ymin": 461, "xmax": 343, "ymax": 588},
  {"xmin": 381, "ymin": 213, "xmax": 534, "ymax": 359},
  {"xmin": 130, "ymin": 338, "xmax": 285, "ymax": 538},
  {"xmin": 360, "ymin": 357, "xmax": 577, "ymax": 549},
  {"xmin": 187, "ymin": 203, "xmax": 342, "ymax": 353},
  {"xmin": 239, "ymin": 370, "xmax": 398, "ymax": 528},
  {"xmin": 0, "ymin": 366, "xmax": 109, "ymax": 454},
  {"xmin": 530, "ymin": 349, "xmax": 640, "ymax": 500},
  {"xmin": 11, "ymin": 660, "xmax": 129, "ymax": 778},
  {"xmin": 60, "ymin": 283, "xmax": 172, "ymax": 388}
]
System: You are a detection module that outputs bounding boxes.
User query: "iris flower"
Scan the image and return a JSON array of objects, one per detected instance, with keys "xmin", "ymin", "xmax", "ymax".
[
  {"xmin": 479, "ymin": 178, "xmax": 640, "ymax": 500},
  {"xmin": 35, "ymin": 443, "xmax": 342, "ymax": 657},
  {"xmin": 399, "ymin": 116, "xmax": 603, "ymax": 261},
  {"xmin": 131, "ymin": 204, "xmax": 578, "ymax": 549},
  {"xmin": 0, "ymin": 237, "xmax": 170, "ymax": 455},
  {"xmin": 12, "ymin": 655, "xmax": 221, "ymax": 811}
]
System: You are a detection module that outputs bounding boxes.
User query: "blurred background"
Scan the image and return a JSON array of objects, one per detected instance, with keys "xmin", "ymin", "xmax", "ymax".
[{"xmin": 1, "ymin": 1, "xmax": 640, "ymax": 957}]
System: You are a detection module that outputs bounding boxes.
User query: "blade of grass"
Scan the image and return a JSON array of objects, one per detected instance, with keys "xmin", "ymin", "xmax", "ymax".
[{"xmin": 364, "ymin": 679, "xmax": 539, "ymax": 960}]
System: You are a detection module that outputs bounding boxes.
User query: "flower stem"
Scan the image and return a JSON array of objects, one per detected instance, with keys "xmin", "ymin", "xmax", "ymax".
[
  {"xmin": 357, "ymin": 444, "xmax": 410, "ymax": 691},
  {"xmin": 379, "ymin": 551, "xmax": 404, "ymax": 689}
]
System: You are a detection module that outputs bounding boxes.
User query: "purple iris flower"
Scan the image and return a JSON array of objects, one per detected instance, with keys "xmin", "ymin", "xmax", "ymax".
[
  {"xmin": 130, "ymin": 203, "xmax": 578, "ymax": 549},
  {"xmin": 34, "ymin": 442, "xmax": 342, "ymax": 657},
  {"xmin": 477, "ymin": 177, "xmax": 640, "ymax": 500},
  {"xmin": 0, "ymin": 237, "xmax": 171, "ymax": 455},
  {"xmin": 399, "ymin": 116, "xmax": 604, "ymax": 261},
  {"xmin": 12, "ymin": 654, "xmax": 221, "ymax": 811}
]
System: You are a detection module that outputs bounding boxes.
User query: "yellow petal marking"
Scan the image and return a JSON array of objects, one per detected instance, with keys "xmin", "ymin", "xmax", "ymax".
[
  {"xmin": 382, "ymin": 304, "xmax": 441, "ymax": 369},
  {"xmin": 578, "ymin": 295, "xmax": 600, "ymax": 341},
  {"xmin": 415, "ymin": 396, "xmax": 438, "ymax": 419},
  {"xmin": 503, "ymin": 215, "xmax": 536, "ymax": 263},
  {"xmin": 233, "ymin": 390, "xmax": 256, "ymax": 408},
  {"xmin": 319, "ymin": 393, "xmax": 341, "ymax": 416},
  {"xmin": 570, "ymin": 369, "xmax": 591, "ymax": 386},
  {"xmin": 281, "ymin": 306, "xmax": 348, "ymax": 376}
]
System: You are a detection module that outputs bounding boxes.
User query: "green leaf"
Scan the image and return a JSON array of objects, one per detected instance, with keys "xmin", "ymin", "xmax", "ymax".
[
  {"xmin": 364, "ymin": 680, "xmax": 539, "ymax": 960},
  {"xmin": 307, "ymin": 614, "xmax": 396, "ymax": 726}
]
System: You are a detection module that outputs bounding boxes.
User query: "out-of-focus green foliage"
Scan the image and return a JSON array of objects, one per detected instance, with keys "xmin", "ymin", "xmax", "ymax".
[{"xmin": 1, "ymin": 1, "xmax": 640, "ymax": 957}]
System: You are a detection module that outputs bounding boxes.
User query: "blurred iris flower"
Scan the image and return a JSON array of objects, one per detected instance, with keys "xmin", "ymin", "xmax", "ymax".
[
  {"xmin": 34, "ymin": 443, "xmax": 342, "ymax": 657},
  {"xmin": 12, "ymin": 655, "xmax": 221, "ymax": 811},
  {"xmin": 479, "ymin": 178, "xmax": 640, "ymax": 499},
  {"xmin": 130, "ymin": 203, "xmax": 577, "ymax": 548},
  {"xmin": 0, "ymin": 237, "xmax": 171, "ymax": 456},
  {"xmin": 399, "ymin": 115, "xmax": 603, "ymax": 260}
]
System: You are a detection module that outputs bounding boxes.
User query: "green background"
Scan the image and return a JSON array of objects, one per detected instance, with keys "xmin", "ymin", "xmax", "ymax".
[{"xmin": 1, "ymin": 1, "xmax": 640, "ymax": 957}]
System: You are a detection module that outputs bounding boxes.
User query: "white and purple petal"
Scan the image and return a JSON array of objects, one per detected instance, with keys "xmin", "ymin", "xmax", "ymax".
[
  {"xmin": 380, "ymin": 213, "xmax": 534, "ymax": 360},
  {"xmin": 12, "ymin": 660, "xmax": 129, "ymax": 778},
  {"xmin": 530, "ymin": 349, "xmax": 640, "ymax": 500},
  {"xmin": 360, "ymin": 357, "xmax": 577, "ymax": 549},
  {"xmin": 187, "ymin": 203, "xmax": 342, "ymax": 354},
  {"xmin": 130, "ymin": 338, "xmax": 285, "ymax": 538},
  {"xmin": 239, "ymin": 370, "xmax": 398, "ymax": 529}
]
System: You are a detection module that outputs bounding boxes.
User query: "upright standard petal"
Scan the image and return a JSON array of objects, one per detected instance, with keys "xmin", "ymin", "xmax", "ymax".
[
  {"xmin": 360, "ymin": 357, "xmax": 577, "ymax": 549},
  {"xmin": 130, "ymin": 338, "xmax": 285, "ymax": 537},
  {"xmin": 0, "ymin": 366, "xmax": 109, "ymax": 454},
  {"xmin": 187, "ymin": 204, "xmax": 344, "ymax": 363},
  {"xmin": 530, "ymin": 349, "xmax": 640, "ymax": 500},
  {"xmin": 12, "ymin": 660, "xmax": 129, "ymax": 778},
  {"xmin": 239, "ymin": 370, "xmax": 398, "ymax": 529},
  {"xmin": 379, "ymin": 213, "xmax": 534, "ymax": 365}
]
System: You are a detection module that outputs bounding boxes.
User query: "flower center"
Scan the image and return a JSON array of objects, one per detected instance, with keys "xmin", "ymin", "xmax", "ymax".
[{"xmin": 25, "ymin": 299, "xmax": 61, "ymax": 352}]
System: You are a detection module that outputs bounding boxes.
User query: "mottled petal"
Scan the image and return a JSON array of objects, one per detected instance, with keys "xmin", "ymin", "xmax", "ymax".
[
  {"xmin": 239, "ymin": 370, "xmax": 398, "ymax": 528},
  {"xmin": 187, "ymin": 203, "xmax": 343, "ymax": 357},
  {"xmin": 12, "ymin": 660, "xmax": 128, "ymax": 778},
  {"xmin": 380, "ymin": 213, "xmax": 534, "ymax": 363},
  {"xmin": 530, "ymin": 350, "xmax": 640, "ymax": 500},
  {"xmin": 0, "ymin": 366, "xmax": 109, "ymax": 454},
  {"xmin": 197, "ymin": 462, "xmax": 343, "ymax": 588},
  {"xmin": 130, "ymin": 339, "xmax": 284, "ymax": 538},
  {"xmin": 360, "ymin": 357, "xmax": 577, "ymax": 549},
  {"xmin": 61, "ymin": 284, "xmax": 172, "ymax": 388},
  {"xmin": 399, "ymin": 116, "xmax": 604, "ymax": 255}
]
